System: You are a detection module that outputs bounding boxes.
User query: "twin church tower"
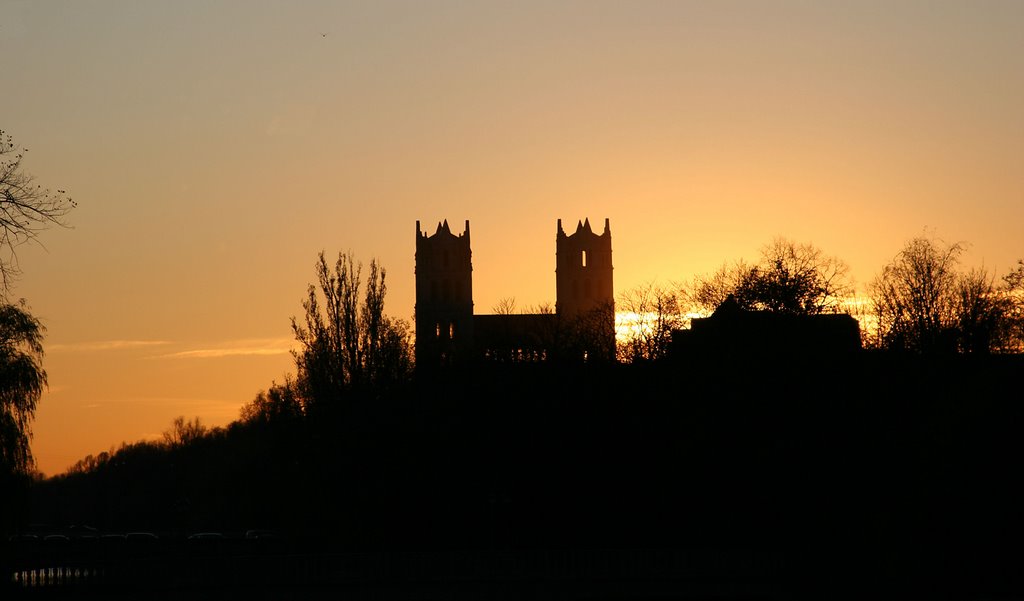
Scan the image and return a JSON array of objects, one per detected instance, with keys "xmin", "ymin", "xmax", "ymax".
[{"xmin": 415, "ymin": 218, "xmax": 615, "ymax": 369}]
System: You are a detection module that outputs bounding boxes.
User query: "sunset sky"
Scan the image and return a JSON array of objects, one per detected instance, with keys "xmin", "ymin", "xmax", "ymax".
[{"xmin": 3, "ymin": 1, "xmax": 1022, "ymax": 476}]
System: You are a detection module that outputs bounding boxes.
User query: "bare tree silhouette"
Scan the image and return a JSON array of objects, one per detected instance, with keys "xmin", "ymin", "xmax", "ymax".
[
  {"xmin": 686, "ymin": 238, "xmax": 852, "ymax": 317},
  {"xmin": 492, "ymin": 297, "xmax": 517, "ymax": 315},
  {"xmin": 239, "ymin": 377, "xmax": 304, "ymax": 424},
  {"xmin": 162, "ymin": 416, "xmax": 208, "ymax": 448},
  {"xmin": 1000, "ymin": 259, "xmax": 1024, "ymax": 352},
  {"xmin": 617, "ymin": 282, "xmax": 684, "ymax": 362},
  {"xmin": 0, "ymin": 129, "xmax": 76, "ymax": 294},
  {"xmin": 291, "ymin": 251, "xmax": 413, "ymax": 412},
  {"xmin": 869, "ymin": 235, "xmax": 1022, "ymax": 354}
]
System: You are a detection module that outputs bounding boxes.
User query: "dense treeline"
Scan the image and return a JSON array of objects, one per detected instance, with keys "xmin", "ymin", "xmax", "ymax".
[
  {"xmin": 25, "ymin": 353, "xmax": 1024, "ymax": 558},
  {"xmin": 23, "ymin": 242, "xmax": 1024, "ymax": 552}
]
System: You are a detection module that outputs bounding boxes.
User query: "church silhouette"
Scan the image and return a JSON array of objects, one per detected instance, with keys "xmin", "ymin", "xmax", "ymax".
[{"xmin": 415, "ymin": 218, "xmax": 616, "ymax": 369}]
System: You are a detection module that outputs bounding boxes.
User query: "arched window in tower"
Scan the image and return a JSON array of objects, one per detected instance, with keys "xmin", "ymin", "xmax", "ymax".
[
  {"xmin": 449, "ymin": 322, "xmax": 455, "ymax": 339},
  {"xmin": 436, "ymin": 323, "xmax": 442, "ymax": 338},
  {"xmin": 582, "ymin": 250, "xmax": 588, "ymax": 267}
]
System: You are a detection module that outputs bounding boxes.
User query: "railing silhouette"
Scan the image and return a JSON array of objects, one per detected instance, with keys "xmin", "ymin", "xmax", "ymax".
[
  {"xmin": 3, "ymin": 539, "xmax": 787, "ymax": 596},
  {"xmin": 9, "ymin": 537, "xmax": 1021, "ymax": 598}
]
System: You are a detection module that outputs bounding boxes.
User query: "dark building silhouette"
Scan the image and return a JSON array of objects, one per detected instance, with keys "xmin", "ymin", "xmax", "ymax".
[
  {"xmin": 670, "ymin": 295, "xmax": 862, "ymax": 359},
  {"xmin": 414, "ymin": 219, "xmax": 475, "ymax": 368},
  {"xmin": 555, "ymin": 218, "xmax": 614, "ymax": 319},
  {"xmin": 415, "ymin": 218, "xmax": 615, "ymax": 370}
]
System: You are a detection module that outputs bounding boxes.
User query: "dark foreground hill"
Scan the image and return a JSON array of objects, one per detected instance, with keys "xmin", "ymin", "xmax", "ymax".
[{"xmin": 7, "ymin": 353, "xmax": 1024, "ymax": 598}]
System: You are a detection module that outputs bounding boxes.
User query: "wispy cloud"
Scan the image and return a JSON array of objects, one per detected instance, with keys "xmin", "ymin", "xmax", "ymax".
[
  {"xmin": 49, "ymin": 338, "xmax": 294, "ymax": 358},
  {"xmin": 77, "ymin": 396, "xmax": 240, "ymax": 409},
  {"xmin": 74, "ymin": 397, "xmax": 247, "ymax": 421},
  {"xmin": 49, "ymin": 340, "xmax": 171, "ymax": 353},
  {"xmin": 157, "ymin": 337, "xmax": 294, "ymax": 359}
]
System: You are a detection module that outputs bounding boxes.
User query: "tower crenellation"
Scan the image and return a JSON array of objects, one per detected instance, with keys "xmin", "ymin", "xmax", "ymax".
[{"xmin": 555, "ymin": 217, "xmax": 613, "ymax": 318}]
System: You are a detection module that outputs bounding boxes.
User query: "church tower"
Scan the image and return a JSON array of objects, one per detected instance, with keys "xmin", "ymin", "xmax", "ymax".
[
  {"xmin": 555, "ymin": 218, "xmax": 615, "ymax": 360},
  {"xmin": 556, "ymin": 218, "xmax": 614, "ymax": 316},
  {"xmin": 415, "ymin": 219, "xmax": 474, "ymax": 369}
]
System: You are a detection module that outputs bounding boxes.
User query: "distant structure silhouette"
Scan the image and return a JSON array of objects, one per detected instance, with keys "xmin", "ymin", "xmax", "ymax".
[
  {"xmin": 670, "ymin": 294, "xmax": 861, "ymax": 359},
  {"xmin": 415, "ymin": 218, "xmax": 615, "ymax": 370}
]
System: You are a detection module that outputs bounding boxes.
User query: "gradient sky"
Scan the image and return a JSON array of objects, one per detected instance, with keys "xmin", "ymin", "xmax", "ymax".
[{"xmin": 3, "ymin": 0, "xmax": 1022, "ymax": 476}]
